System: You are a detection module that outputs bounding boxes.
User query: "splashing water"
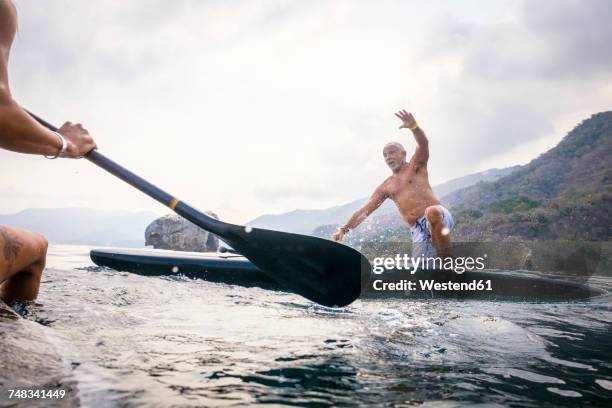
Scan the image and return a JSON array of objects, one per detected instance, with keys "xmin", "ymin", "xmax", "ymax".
[{"xmin": 8, "ymin": 245, "xmax": 612, "ymax": 407}]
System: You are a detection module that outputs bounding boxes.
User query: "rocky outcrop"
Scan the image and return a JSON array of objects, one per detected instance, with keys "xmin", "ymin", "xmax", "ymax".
[{"xmin": 145, "ymin": 213, "xmax": 220, "ymax": 252}]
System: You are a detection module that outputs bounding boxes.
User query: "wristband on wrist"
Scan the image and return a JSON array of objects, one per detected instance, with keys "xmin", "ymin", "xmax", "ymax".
[
  {"xmin": 44, "ymin": 131, "xmax": 68, "ymax": 159},
  {"xmin": 340, "ymin": 226, "xmax": 350, "ymax": 234},
  {"xmin": 409, "ymin": 122, "xmax": 419, "ymax": 131}
]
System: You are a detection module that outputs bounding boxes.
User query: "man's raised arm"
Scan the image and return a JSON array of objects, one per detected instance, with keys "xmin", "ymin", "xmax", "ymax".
[
  {"xmin": 395, "ymin": 110, "xmax": 429, "ymax": 166},
  {"xmin": 332, "ymin": 184, "xmax": 387, "ymax": 242}
]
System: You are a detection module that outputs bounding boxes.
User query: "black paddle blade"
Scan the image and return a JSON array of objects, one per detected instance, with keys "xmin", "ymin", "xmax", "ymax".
[{"xmin": 221, "ymin": 225, "xmax": 372, "ymax": 307}]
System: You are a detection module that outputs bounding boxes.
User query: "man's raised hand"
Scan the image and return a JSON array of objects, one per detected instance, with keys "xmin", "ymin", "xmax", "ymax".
[{"xmin": 395, "ymin": 110, "xmax": 417, "ymax": 130}]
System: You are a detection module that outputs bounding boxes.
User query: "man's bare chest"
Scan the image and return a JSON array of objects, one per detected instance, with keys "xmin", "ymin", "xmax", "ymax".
[{"xmin": 386, "ymin": 168, "xmax": 428, "ymax": 197}]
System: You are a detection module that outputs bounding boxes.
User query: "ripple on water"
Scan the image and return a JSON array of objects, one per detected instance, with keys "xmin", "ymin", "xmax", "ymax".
[{"xmin": 9, "ymin": 246, "xmax": 611, "ymax": 407}]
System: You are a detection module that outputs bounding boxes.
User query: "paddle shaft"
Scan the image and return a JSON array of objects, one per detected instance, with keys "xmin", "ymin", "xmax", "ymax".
[
  {"xmin": 25, "ymin": 111, "xmax": 368, "ymax": 308},
  {"xmin": 27, "ymin": 111, "xmax": 226, "ymax": 234}
]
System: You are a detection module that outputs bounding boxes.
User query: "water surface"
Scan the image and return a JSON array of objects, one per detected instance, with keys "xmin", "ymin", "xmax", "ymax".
[{"xmin": 12, "ymin": 245, "xmax": 612, "ymax": 407}]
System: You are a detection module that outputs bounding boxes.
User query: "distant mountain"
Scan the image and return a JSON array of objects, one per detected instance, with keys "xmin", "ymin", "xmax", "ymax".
[
  {"xmin": 434, "ymin": 165, "xmax": 520, "ymax": 198},
  {"xmin": 253, "ymin": 112, "xmax": 611, "ymax": 245},
  {"xmin": 446, "ymin": 111, "xmax": 612, "ymax": 241},
  {"xmin": 249, "ymin": 167, "xmax": 520, "ymax": 234},
  {"xmin": 248, "ymin": 199, "xmax": 374, "ymax": 235},
  {"xmin": 0, "ymin": 208, "xmax": 158, "ymax": 247},
  {"xmin": 341, "ymin": 112, "xmax": 612, "ymax": 244}
]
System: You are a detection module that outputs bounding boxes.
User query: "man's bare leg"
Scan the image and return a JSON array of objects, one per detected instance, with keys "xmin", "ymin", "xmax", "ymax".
[
  {"xmin": 0, "ymin": 226, "xmax": 48, "ymax": 305},
  {"xmin": 425, "ymin": 205, "xmax": 451, "ymax": 260}
]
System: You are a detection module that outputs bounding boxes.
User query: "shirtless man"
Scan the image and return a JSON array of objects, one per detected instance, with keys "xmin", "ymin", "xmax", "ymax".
[
  {"xmin": 0, "ymin": 0, "xmax": 97, "ymax": 304},
  {"xmin": 332, "ymin": 110, "xmax": 454, "ymax": 261}
]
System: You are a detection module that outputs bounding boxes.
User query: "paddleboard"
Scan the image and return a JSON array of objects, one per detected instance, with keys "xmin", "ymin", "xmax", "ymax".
[{"xmin": 90, "ymin": 248, "xmax": 606, "ymax": 301}]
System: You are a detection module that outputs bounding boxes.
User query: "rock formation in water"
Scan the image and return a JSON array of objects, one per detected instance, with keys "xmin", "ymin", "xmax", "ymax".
[{"xmin": 145, "ymin": 213, "xmax": 219, "ymax": 252}]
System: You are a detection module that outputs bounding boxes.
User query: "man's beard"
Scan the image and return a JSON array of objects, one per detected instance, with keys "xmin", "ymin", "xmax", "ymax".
[{"xmin": 387, "ymin": 161, "xmax": 400, "ymax": 171}]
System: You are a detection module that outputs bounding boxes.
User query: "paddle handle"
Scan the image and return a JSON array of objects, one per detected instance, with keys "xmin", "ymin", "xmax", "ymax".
[{"xmin": 26, "ymin": 110, "xmax": 227, "ymax": 234}]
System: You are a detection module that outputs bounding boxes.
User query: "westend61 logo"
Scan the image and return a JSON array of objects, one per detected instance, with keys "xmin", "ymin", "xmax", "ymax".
[
  {"xmin": 372, "ymin": 254, "xmax": 487, "ymax": 274},
  {"xmin": 361, "ymin": 242, "xmax": 605, "ymax": 298}
]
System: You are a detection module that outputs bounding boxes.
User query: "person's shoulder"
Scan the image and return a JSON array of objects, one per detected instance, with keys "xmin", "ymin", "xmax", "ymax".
[
  {"xmin": 0, "ymin": 0, "xmax": 17, "ymax": 36},
  {"xmin": 0, "ymin": 1, "xmax": 16, "ymax": 17},
  {"xmin": 378, "ymin": 176, "xmax": 394, "ymax": 193}
]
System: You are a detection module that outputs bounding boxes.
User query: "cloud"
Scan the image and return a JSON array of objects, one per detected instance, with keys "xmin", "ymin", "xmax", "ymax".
[
  {"xmin": 411, "ymin": 0, "xmax": 612, "ymax": 170},
  {"xmin": 521, "ymin": 0, "xmax": 612, "ymax": 78},
  {"xmin": 3, "ymin": 0, "xmax": 612, "ymax": 223},
  {"xmin": 254, "ymin": 183, "xmax": 333, "ymax": 202},
  {"xmin": 420, "ymin": 0, "xmax": 612, "ymax": 81}
]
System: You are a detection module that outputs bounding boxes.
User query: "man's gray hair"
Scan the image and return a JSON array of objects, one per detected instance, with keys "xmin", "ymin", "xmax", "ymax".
[{"xmin": 384, "ymin": 142, "xmax": 405, "ymax": 151}]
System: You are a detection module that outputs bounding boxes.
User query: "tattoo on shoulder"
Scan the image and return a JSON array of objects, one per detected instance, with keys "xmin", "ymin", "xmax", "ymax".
[{"xmin": 0, "ymin": 227, "xmax": 22, "ymax": 264}]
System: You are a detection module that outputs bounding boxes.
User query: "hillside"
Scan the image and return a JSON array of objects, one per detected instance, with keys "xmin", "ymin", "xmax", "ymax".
[
  {"xmin": 313, "ymin": 112, "xmax": 611, "ymax": 245},
  {"xmin": 445, "ymin": 111, "xmax": 611, "ymax": 241},
  {"xmin": 249, "ymin": 166, "xmax": 519, "ymax": 234}
]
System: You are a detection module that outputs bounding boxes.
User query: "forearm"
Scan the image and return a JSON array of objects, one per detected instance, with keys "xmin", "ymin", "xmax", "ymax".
[
  {"xmin": 0, "ymin": 96, "xmax": 62, "ymax": 156},
  {"xmin": 410, "ymin": 125, "xmax": 428, "ymax": 148},
  {"xmin": 342, "ymin": 209, "xmax": 368, "ymax": 231}
]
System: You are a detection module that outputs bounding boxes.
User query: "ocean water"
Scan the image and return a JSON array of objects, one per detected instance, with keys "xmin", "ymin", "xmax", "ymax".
[{"xmin": 8, "ymin": 245, "xmax": 612, "ymax": 407}]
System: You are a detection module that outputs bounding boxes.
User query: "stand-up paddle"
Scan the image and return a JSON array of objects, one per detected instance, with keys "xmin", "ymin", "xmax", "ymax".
[{"xmin": 27, "ymin": 111, "xmax": 371, "ymax": 307}]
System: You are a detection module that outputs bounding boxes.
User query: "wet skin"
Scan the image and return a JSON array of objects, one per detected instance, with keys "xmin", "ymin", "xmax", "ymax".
[
  {"xmin": 333, "ymin": 110, "xmax": 451, "ymax": 256},
  {"xmin": 0, "ymin": 0, "xmax": 96, "ymax": 304},
  {"xmin": 381, "ymin": 145, "xmax": 440, "ymax": 225},
  {"xmin": 0, "ymin": 226, "xmax": 47, "ymax": 304}
]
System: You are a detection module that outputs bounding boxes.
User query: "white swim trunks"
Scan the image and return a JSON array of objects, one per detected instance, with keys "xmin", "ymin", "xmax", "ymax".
[{"xmin": 410, "ymin": 205, "xmax": 455, "ymax": 260}]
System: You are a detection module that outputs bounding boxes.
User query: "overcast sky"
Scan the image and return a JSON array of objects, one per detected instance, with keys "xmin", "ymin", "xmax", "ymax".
[{"xmin": 1, "ymin": 0, "xmax": 611, "ymax": 223}]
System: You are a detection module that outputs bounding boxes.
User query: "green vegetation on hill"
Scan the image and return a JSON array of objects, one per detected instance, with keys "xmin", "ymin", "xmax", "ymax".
[
  {"xmin": 341, "ymin": 111, "xmax": 611, "ymax": 244},
  {"xmin": 487, "ymin": 195, "xmax": 541, "ymax": 214},
  {"xmin": 253, "ymin": 167, "xmax": 518, "ymax": 235},
  {"xmin": 261, "ymin": 112, "xmax": 610, "ymax": 244},
  {"xmin": 445, "ymin": 111, "xmax": 612, "ymax": 241}
]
